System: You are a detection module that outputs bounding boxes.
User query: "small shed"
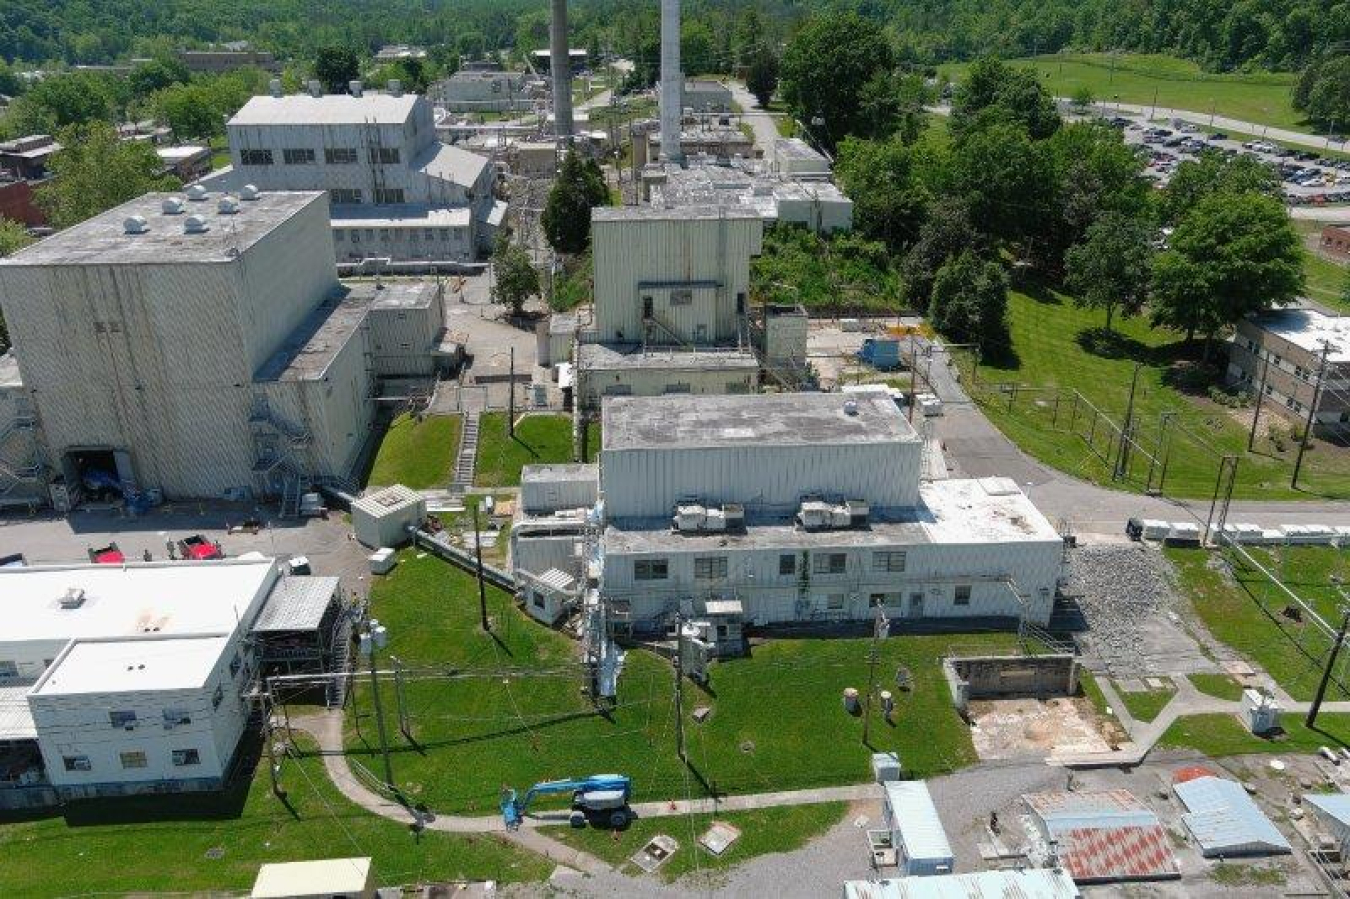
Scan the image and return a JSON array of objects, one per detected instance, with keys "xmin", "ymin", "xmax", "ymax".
[
  {"xmin": 351, "ymin": 484, "xmax": 425, "ymax": 549},
  {"xmin": 251, "ymin": 857, "xmax": 375, "ymax": 898},
  {"xmin": 1024, "ymin": 789, "xmax": 1179, "ymax": 883},
  {"xmin": 882, "ymin": 780, "xmax": 954, "ymax": 876},
  {"xmin": 1305, "ymin": 793, "xmax": 1350, "ymax": 858},
  {"xmin": 1174, "ymin": 775, "xmax": 1291, "ymax": 857}
]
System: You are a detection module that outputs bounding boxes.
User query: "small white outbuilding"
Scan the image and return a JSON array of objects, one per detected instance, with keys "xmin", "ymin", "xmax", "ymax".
[
  {"xmin": 351, "ymin": 485, "xmax": 425, "ymax": 549},
  {"xmin": 251, "ymin": 857, "xmax": 375, "ymax": 898}
]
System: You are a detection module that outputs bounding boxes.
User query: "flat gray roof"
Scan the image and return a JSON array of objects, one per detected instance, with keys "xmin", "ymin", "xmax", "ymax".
[
  {"xmin": 521, "ymin": 463, "xmax": 598, "ymax": 484},
  {"xmin": 231, "ymin": 92, "xmax": 418, "ymax": 126},
  {"xmin": 579, "ymin": 343, "xmax": 760, "ymax": 372},
  {"xmin": 602, "ymin": 392, "xmax": 918, "ymax": 451},
  {"xmin": 252, "ymin": 576, "xmax": 339, "ymax": 632},
  {"xmin": 1248, "ymin": 308, "xmax": 1350, "ymax": 363},
  {"xmin": 774, "ymin": 138, "xmax": 826, "ymax": 161},
  {"xmin": 255, "ymin": 291, "xmax": 366, "ymax": 382},
  {"xmin": 592, "ymin": 204, "xmax": 760, "ymax": 223},
  {"xmin": 3, "ymin": 191, "xmax": 325, "ymax": 266},
  {"xmin": 363, "ymin": 280, "xmax": 439, "ymax": 310}
]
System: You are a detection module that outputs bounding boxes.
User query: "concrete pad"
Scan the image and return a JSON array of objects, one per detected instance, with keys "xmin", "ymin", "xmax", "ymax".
[
  {"xmin": 969, "ymin": 697, "xmax": 1112, "ymax": 760},
  {"xmin": 1117, "ymin": 678, "xmax": 1148, "ymax": 693}
]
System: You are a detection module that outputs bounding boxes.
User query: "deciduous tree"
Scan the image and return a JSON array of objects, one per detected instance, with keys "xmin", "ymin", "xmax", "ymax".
[
  {"xmin": 928, "ymin": 251, "xmax": 1009, "ymax": 352},
  {"xmin": 744, "ymin": 48, "xmax": 779, "ymax": 109},
  {"xmin": 779, "ymin": 12, "xmax": 894, "ymax": 151},
  {"xmin": 491, "ymin": 233, "xmax": 540, "ymax": 316},
  {"xmin": 36, "ymin": 123, "xmax": 179, "ymax": 229},
  {"xmin": 1065, "ymin": 212, "xmax": 1155, "ymax": 334},
  {"xmin": 314, "ymin": 46, "xmax": 361, "ymax": 94}
]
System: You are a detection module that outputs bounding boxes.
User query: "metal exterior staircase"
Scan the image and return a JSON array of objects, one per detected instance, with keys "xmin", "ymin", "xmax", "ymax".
[
  {"xmin": 0, "ymin": 401, "xmax": 48, "ymax": 502},
  {"xmin": 449, "ymin": 410, "xmax": 480, "ymax": 497},
  {"xmin": 248, "ymin": 392, "xmax": 313, "ymax": 515}
]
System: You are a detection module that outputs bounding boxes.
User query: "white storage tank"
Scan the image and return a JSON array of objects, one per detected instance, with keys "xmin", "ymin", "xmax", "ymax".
[{"xmin": 351, "ymin": 485, "xmax": 426, "ymax": 549}]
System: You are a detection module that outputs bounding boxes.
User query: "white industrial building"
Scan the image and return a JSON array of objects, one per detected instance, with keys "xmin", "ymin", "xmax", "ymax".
[
  {"xmin": 510, "ymin": 392, "xmax": 1065, "ymax": 639},
  {"xmin": 0, "ymin": 188, "xmax": 456, "ymax": 509},
  {"xmin": 559, "ymin": 205, "xmax": 811, "ymax": 409},
  {"xmin": 0, "ymin": 558, "xmax": 341, "ymax": 805},
  {"xmin": 841, "ymin": 870, "xmax": 1080, "ymax": 899},
  {"xmin": 430, "ymin": 70, "xmax": 541, "ymax": 113},
  {"xmin": 203, "ymin": 82, "xmax": 505, "ymax": 265}
]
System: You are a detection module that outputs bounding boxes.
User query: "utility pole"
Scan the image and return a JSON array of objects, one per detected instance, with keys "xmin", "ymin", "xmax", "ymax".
[
  {"xmin": 862, "ymin": 603, "xmax": 889, "ymax": 745},
  {"xmin": 392, "ymin": 655, "xmax": 411, "ymax": 740},
  {"xmin": 508, "ymin": 346, "xmax": 516, "ymax": 437},
  {"xmin": 1114, "ymin": 363, "xmax": 1142, "ymax": 481},
  {"xmin": 472, "ymin": 504, "xmax": 489, "ymax": 631},
  {"xmin": 673, "ymin": 615, "xmax": 686, "ymax": 762},
  {"xmin": 1307, "ymin": 606, "xmax": 1350, "ymax": 729},
  {"xmin": 361, "ymin": 619, "xmax": 395, "ymax": 793},
  {"xmin": 1292, "ymin": 342, "xmax": 1332, "ymax": 490},
  {"xmin": 1248, "ymin": 352, "xmax": 1271, "ymax": 451},
  {"xmin": 263, "ymin": 695, "xmax": 285, "ymax": 799},
  {"xmin": 907, "ymin": 333, "xmax": 918, "ymax": 423}
]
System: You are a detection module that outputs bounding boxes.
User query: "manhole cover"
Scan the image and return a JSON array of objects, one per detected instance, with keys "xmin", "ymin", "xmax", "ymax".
[
  {"xmin": 204, "ymin": 847, "xmax": 225, "ymax": 860},
  {"xmin": 739, "ymin": 740, "xmax": 755, "ymax": 754}
]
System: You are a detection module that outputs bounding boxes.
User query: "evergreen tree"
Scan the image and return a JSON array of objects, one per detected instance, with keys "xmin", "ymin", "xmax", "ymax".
[{"xmin": 542, "ymin": 148, "xmax": 608, "ymax": 255}]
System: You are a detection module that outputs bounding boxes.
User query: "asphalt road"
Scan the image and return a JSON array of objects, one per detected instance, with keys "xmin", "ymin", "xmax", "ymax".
[{"xmin": 725, "ymin": 80, "xmax": 785, "ymax": 155}]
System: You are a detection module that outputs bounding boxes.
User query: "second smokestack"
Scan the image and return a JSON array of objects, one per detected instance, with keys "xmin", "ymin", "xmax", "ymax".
[
  {"xmin": 659, "ymin": 0, "xmax": 683, "ymax": 163},
  {"xmin": 550, "ymin": 0, "xmax": 574, "ymax": 140}
]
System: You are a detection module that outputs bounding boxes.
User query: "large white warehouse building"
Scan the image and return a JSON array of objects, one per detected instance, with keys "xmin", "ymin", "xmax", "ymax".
[
  {"xmin": 0, "ymin": 558, "xmax": 339, "ymax": 805},
  {"xmin": 0, "ymin": 189, "xmax": 452, "ymax": 508},
  {"xmin": 511, "ymin": 392, "xmax": 1065, "ymax": 636}
]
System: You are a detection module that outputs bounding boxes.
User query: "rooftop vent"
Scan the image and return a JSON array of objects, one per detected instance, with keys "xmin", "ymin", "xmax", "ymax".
[
  {"xmin": 217, "ymin": 195, "xmax": 239, "ymax": 215},
  {"xmin": 185, "ymin": 184, "xmax": 208, "ymax": 202},
  {"xmin": 308, "ymin": 80, "xmax": 322, "ymax": 98},
  {"xmin": 239, "ymin": 184, "xmax": 260, "ymax": 201},
  {"xmin": 349, "ymin": 79, "xmax": 363, "ymax": 97},
  {"xmin": 184, "ymin": 214, "xmax": 209, "ymax": 234},
  {"xmin": 123, "ymin": 215, "xmax": 149, "ymax": 235},
  {"xmin": 59, "ymin": 587, "xmax": 87, "ymax": 609},
  {"xmin": 388, "ymin": 79, "xmax": 403, "ymax": 97},
  {"xmin": 161, "ymin": 197, "xmax": 185, "ymax": 215},
  {"xmin": 268, "ymin": 78, "xmax": 282, "ymax": 98},
  {"xmin": 843, "ymin": 400, "xmax": 859, "ymax": 416}
]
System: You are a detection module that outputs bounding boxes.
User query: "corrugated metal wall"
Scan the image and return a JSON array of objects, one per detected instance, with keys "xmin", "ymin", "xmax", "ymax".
[
  {"xmin": 367, "ymin": 296, "xmax": 444, "ymax": 378},
  {"xmin": 579, "ymin": 365, "xmax": 756, "ymax": 410},
  {"xmin": 602, "ymin": 442, "xmax": 921, "ymax": 519}
]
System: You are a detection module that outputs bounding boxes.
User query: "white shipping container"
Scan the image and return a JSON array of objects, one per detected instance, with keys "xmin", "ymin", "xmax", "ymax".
[{"xmin": 352, "ymin": 485, "xmax": 426, "ymax": 548}]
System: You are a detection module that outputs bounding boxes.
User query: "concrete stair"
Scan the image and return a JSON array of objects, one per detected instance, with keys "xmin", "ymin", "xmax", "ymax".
[{"xmin": 450, "ymin": 410, "xmax": 480, "ymax": 496}]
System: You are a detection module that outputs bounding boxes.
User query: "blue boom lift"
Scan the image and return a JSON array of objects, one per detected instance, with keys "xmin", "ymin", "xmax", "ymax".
[{"xmin": 501, "ymin": 774, "xmax": 632, "ymax": 829}]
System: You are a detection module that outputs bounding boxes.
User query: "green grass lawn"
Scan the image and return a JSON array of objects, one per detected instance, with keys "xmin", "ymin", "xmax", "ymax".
[
  {"xmin": 1116, "ymin": 680, "xmax": 1176, "ymax": 723},
  {"xmin": 1168, "ymin": 547, "xmax": 1350, "ymax": 701},
  {"xmin": 344, "ymin": 552, "xmax": 1015, "ymax": 815},
  {"xmin": 1159, "ymin": 712, "xmax": 1350, "ymax": 756},
  {"xmin": 366, "ymin": 413, "xmax": 462, "ymax": 489},
  {"xmin": 1079, "ymin": 671, "xmax": 1112, "ymax": 716},
  {"xmin": 0, "ymin": 735, "xmax": 548, "ymax": 897},
  {"xmin": 939, "ymin": 53, "xmax": 1307, "ymax": 133},
  {"xmin": 583, "ymin": 420, "xmax": 602, "ymax": 462},
  {"xmin": 1188, "ymin": 672, "xmax": 1247, "ymax": 701},
  {"xmin": 551, "ymin": 802, "xmax": 847, "ymax": 882},
  {"xmin": 966, "ymin": 287, "xmax": 1350, "ymax": 500},
  {"xmin": 474, "ymin": 413, "xmax": 574, "ymax": 487}
]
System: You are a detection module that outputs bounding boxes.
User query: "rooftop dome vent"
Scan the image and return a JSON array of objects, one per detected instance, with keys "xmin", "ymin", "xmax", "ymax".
[
  {"xmin": 240, "ymin": 184, "xmax": 260, "ymax": 201},
  {"xmin": 185, "ymin": 184, "xmax": 208, "ymax": 201},
  {"xmin": 123, "ymin": 215, "xmax": 149, "ymax": 235},
  {"xmin": 218, "ymin": 195, "xmax": 239, "ymax": 215},
  {"xmin": 843, "ymin": 399, "xmax": 859, "ymax": 416},
  {"xmin": 161, "ymin": 197, "xmax": 185, "ymax": 215},
  {"xmin": 184, "ymin": 214, "xmax": 209, "ymax": 234}
]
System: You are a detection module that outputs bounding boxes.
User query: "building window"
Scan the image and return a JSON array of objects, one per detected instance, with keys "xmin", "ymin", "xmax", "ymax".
[
  {"xmin": 872, "ymin": 551, "xmax": 907, "ymax": 573},
  {"xmin": 374, "ymin": 187, "xmax": 406, "ymax": 204},
  {"xmin": 229, "ymin": 652, "xmax": 241, "ymax": 678},
  {"xmin": 351, "ymin": 230, "xmax": 361, "ymax": 243},
  {"xmin": 694, "ymin": 556, "xmax": 728, "ymax": 580},
  {"xmin": 109, "ymin": 710, "xmax": 137, "ymax": 728},
  {"xmin": 0, "ymin": 660, "xmax": 17, "ymax": 678},
  {"xmin": 871, "ymin": 593, "xmax": 901, "ymax": 607},
  {"xmin": 826, "ymin": 593, "xmax": 845, "ymax": 610},
  {"xmin": 779, "ymin": 554, "xmax": 796, "ymax": 576},
  {"xmin": 334, "ymin": 229, "xmax": 345, "ymax": 241},
  {"xmin": 813, "ymin": 553, "xmax": 847, "ymax": 575},
  {"xmin": 324, "ymin": 147, "xmax": 358, "ymax": 164},
  {"xmin": 669, "ymin": 290, "xmax": 693, "ymax": 307},
  {"xmin": 212, "ymin": 684, "xmax": 224, "ymax": 709},
  {"xmin": 172, "ymin": 748, "xmax": 201, "ymax": 767},
  {"xmin": 634, "ymin": 559, "xmax": 668, "ymax": 581},
  {"xmin": 163, "ymin": 709, "xmax": 191, "ymax": 728},
  {"xmin": 331, "ymin": 188, "xmax": 363, "ymax": 205},
  {"xmin": 63, "ymin": 755, "xmax": 92, "ymax": 772},
  {"xmin": 663, "ymin": 383, "xmax": 691, "ymax": 394},
  {"xmin": 239, "ymin": 149, "xmax": 273, "ymax": 166},
  {"xmin": 954, "ymin": 584, "xmax": 972, "ymax": 606},
  {"xmin": 282, "ymin": 147, "xmax": 315, "ymax": 164},
  {"xmin": 532, "ymin": 592, "xmax": 545, "ymax": 609},
  {"xmin": 369, "ymin": 147, "xmax": 401, "ymax": 164},
  {"xmin": 364, "ymin": 229, "xmax": 375, "ymax": 240},
  {"xmin": 603, "ymin": 384, "xmax": 633, "ymax": 397},
  {"xmin": 424, "ymin": 228, "xmax": 435, "ymax": 241},
  {"xmin": 120, "ymin": 751, "xmax": 148, "ymax": 769}
]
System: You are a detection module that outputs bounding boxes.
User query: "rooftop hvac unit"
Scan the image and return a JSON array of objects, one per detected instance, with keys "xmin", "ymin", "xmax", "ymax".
[
  {"xmin": 388, "ymin": 79, "xmax": 403, "ymax": 96},
  {"xmin": 183, "ymin": 214, "xmax": 209, "ymax": 234},
  {"xmin": 217, "ymin": 196, "xmax": 239, "ymax": 215},
  {"xmin": 186, "ymin": 184, "xmax": 208, "ymax": 202},
  {"xmin": 673, "ymin": 503, "xmax": 707, "ymax": 532},
  {"xmin": 307, "ymin": 80, "xmax": 322, "ymax": 97},
  {"xmin": 845, "ymin": 499, "xmax": 870, "ymax": 526},
  {"xmin": 123, "ymin": 215, "xmax": 149, "ymax": 235},
  {"xmin": 798, "ymin": 498, "xmax": 831, "ymax": 530},
  {"xmin": 349, "ymin": 80, "xmax": 364, "ymax": 97},
  {"xmin": 828, "ymin": 504, "xmax": 852, "ymax": 528},
  {"xmin": 268, "ymin": 78, "xmax": 282, "ymax": 97},
  {"xmin": 240, "ymin": 184, "xmax": 260, "ymax": 201},
  {"xmin": 722, "ymin": 503, "xmax": 744, "ymax": 529},
  {"xmin": 59, "ymin": 587, "xmax": 87, "ymax": 609},
  {"xmin": 161, "ymin": 197, "xmax": 185, "ymax": 215}
]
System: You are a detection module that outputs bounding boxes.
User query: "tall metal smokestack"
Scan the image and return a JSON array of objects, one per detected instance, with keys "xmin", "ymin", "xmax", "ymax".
[
  {"xmin": 550, "ymin": 0, "xmax": 574, "ymax": 140},
  {"xmin": 659, "ymin": 0, "xmax": 684, "ymax": 163}
]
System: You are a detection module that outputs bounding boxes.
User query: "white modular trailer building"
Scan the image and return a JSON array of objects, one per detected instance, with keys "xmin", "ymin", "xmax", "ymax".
[
  {"xmin": 882, "ymin": 780, "xmax": 955, "ymax": 876},
  {"xmin": 521, "ymin": 463, "xmax": 598, "ymax": 515},
  {"xmin": 595, "ymin": 393, "xmax": 1063, "ymax": 631},
  {"xmin": 841, "ymin": 870, "xmax": 1080, "ymax": 899},
  {"xmin": 601, "ymin": 392, "xmax": 923, "ymax": 519},
  {"xmin": 0, "ymin": 559, "xmax": 287, "ymax": 798},
  {"xmin": 352, "ymin": 484, "xmax": 426, "ymax": 548},
  {"xmin": 590, "ymin": 205, "xmax": 762, "ymax": 346},
  {"xmin": 576, "ymin": 343, "xmax": 760, "ymax": 411}
]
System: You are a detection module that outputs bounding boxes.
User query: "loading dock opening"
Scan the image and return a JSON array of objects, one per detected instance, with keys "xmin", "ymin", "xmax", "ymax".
[{"xmin": 62, "ymin": 448, "xmax": 128, "ymax": 504}]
